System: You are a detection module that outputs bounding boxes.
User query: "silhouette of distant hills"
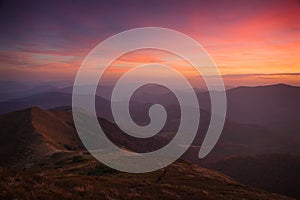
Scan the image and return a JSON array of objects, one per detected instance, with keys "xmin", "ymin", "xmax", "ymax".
[
  {"xmin": 224, "ymin": 84, "xmax": 300, "ymax": 124},
  {"xmin": 1, "ymin": 83, "xmax": 299, "ymax": 125},
  {"xmin": 206, "ymin": 154, "xmax": 300, "ymax": 199},
  {"xmin": 0, "ymin": 80, "xmax": 58, "ymax": 101}
]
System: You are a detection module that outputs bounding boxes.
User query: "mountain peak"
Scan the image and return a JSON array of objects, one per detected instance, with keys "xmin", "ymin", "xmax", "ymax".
[{"xmin": 27, "ymin": 106, "xmax": 45, "ymax": 114}]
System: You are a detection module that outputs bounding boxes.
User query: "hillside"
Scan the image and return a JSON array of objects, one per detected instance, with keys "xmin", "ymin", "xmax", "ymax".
[
  {"xmin": 224, "ymin": 84, "xmax": 300, "ymax": 124},
  {"xmin": 0, "ymin": 107, "xmax": 294, "ymax": 199},
  {"xmin": 206, "ymin": 154, "xmax": 300, "ymax": 199},
  {"xmin": 0, "ymin": 152, "xmax": 292, "ymax": 200},
  {"xmin": 0, "ymin": 107, "xmax": 83, "ymax": 167}
]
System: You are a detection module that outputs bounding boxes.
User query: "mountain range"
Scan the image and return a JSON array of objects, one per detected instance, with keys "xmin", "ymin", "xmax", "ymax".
[
  {"xmin": 1, "ymin": 82, "xmax": 299, "ymax": 125},
  {"xmin": 0, "ymin": 82, "xmax": 299, "ymax": 199},
  {"xmin": 0, "ymin": 107, "xmax": 295, "ymax": 199}
]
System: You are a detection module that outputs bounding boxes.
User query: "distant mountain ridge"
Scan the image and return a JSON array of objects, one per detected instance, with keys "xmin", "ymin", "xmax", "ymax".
[
  {"xmin": 224, "ymin": 83, "xmax": 300, "ymax": 124},
  {"xmin": 1, "ymin": 83, "xmax": 299, "ymax": 126}
]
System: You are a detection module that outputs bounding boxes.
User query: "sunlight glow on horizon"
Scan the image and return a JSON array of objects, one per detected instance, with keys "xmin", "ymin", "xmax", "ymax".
[{"xmin": 0, "ymin": 0, "xmax": 299, "ymax": 86}]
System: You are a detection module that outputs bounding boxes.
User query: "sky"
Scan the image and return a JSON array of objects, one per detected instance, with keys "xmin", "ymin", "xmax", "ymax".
[{"xmin": 0, "ymin": 0, "xmax": 299, "ymax": 86}]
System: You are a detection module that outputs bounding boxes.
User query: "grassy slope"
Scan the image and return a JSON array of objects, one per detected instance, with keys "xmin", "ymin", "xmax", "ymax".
[{"xmin": 0, "ymin": 152, "xmax": 292, "ymax": 200}]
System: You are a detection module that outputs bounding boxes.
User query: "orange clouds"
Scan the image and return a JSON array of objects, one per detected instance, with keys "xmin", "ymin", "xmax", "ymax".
[{"xmin": 1, "ymin": 0, "xmax": 300, "ymax": 86}]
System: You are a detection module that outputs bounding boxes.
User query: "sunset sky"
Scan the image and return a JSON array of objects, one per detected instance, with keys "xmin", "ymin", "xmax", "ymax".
[{"xmin": 0, "ymin": 0, "xmax": 299, "ymax": 86}]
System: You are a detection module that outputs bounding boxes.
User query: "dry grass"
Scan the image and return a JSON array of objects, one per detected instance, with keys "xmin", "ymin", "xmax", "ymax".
[{"xmin": 0, "ymin": 152, "xmax": 293, "ymax": 200}]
